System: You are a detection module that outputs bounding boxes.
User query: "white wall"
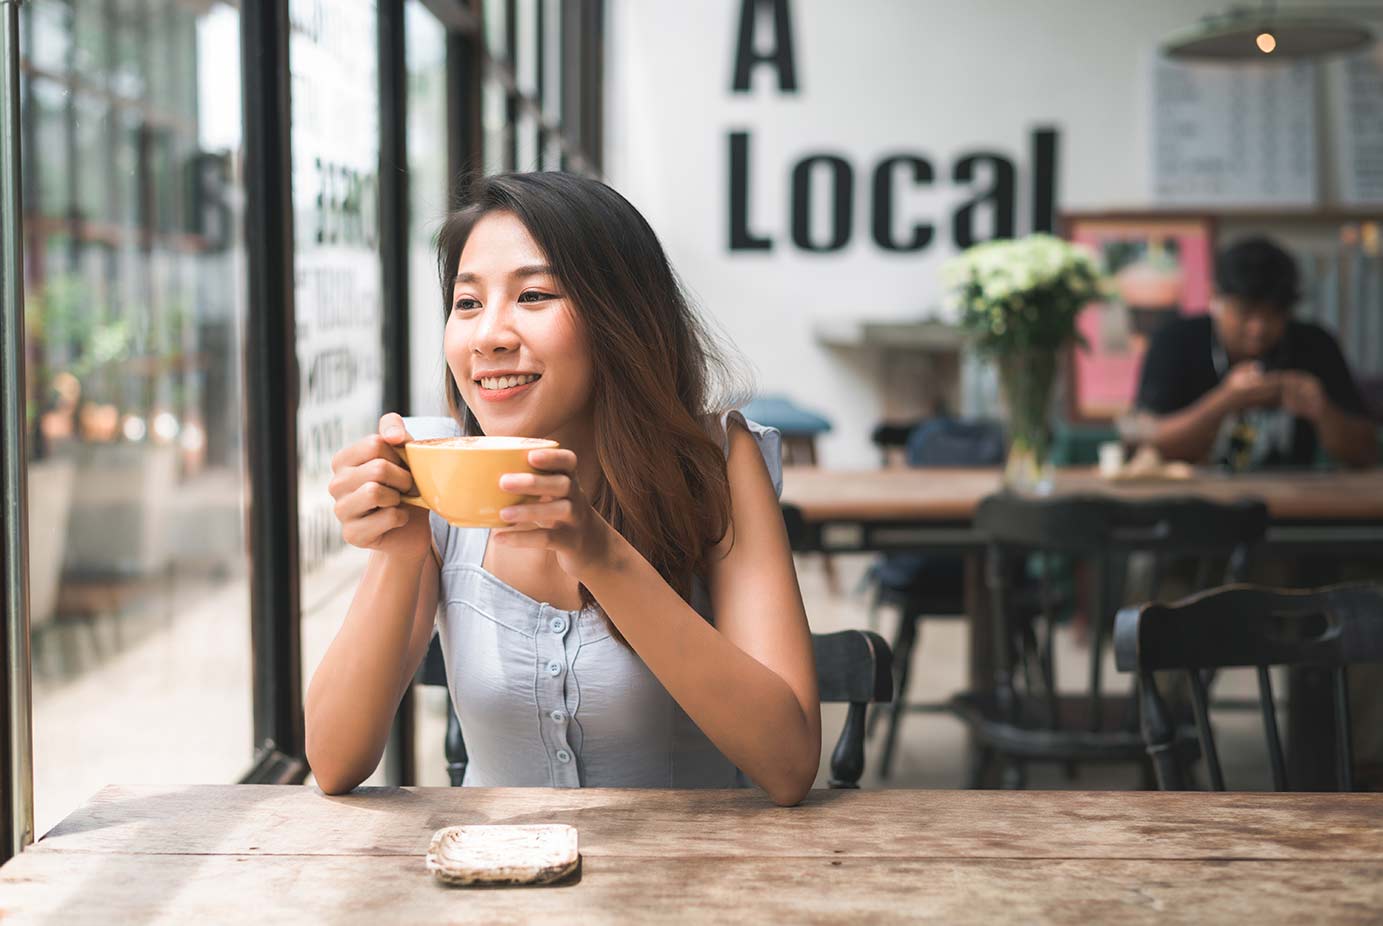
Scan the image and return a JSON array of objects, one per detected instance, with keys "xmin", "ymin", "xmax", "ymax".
[{"xmin": 603, "ymin": 0, "xmax": 1333, "ymax": 465}]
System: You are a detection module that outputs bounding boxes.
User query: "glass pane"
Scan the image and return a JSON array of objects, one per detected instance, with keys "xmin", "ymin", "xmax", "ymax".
[
  {"xmin": 25, "ymin": 0, "xmax": 70, "ymax": 74},
  {"xmin": 517, "ymin": 107, "xmax": 538, "ymax": 171},
  {"xmin": 484, "ymin": 0, "xmax": 508, "ymax": 60},
  {"xmin": 27, "ymin": 79, "xmax": 69, "ymax": 217},
  {"xmin": 406, "ymin": 1, "xmax": 451, "ymax": 421},
  {"xmin": 541, "ymin": 0, "xmax": 561, "ymax": 125},
  {"xmin": 515, "ymin": 0, "xmax": 538, "ymax": 98},
  {"xmin": 483, "ymin": 75, "xmax": 508, "ymax": 173},
  {"xmin": 541, "ymin": 132, "xmax": 563, "ymax": 172},
  {"xmin": 289, "ymin": 0, "xmax": 386, "ymax": 785},
  {"xmin": 21, "ymin": 0, "xmax": 254, "ymax": 838}
]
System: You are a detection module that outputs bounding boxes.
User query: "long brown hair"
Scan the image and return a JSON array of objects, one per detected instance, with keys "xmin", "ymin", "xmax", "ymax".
[{"xmin": 437, "ymin": 172, "xmax": 749, "ymax": 607}]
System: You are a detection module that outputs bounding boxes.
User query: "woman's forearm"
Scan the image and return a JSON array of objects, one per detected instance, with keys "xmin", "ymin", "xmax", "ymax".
[
  {"xmin": 304, "ymin": 550, "xmax": 432, "ymax": 794},
  {"xmin": 579, "ymin": 533, "xmax": 819, "ymax": 806}
]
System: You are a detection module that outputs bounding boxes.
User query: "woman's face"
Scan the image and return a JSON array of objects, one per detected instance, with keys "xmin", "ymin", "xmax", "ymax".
[{"xmin": 445, "ymin": 211, "xmax": 594, "ymax": 440}]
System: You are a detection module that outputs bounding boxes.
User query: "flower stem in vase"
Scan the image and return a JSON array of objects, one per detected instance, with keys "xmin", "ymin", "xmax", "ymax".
[{"xmin": 999, "ymin": 349, "xmax": 1058, "ymax": 493}]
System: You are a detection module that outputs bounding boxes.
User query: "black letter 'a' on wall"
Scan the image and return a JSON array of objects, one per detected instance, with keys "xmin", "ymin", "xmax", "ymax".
[
  {"xmin": 952, "ymin": 153, "xmax": 1015, "ymax": 248},
  {"xmin": 731, "ymin": 0, "xmax": 798, "ymax": 93},
  {"xmin": 792, "ymin": 155, "xmax": 853, "ymax": 252},
  {"xmin": 871, "ymin": 155, "xmax": 934, "ymax": 252},
  {"xmin": 729, "ymin": 132, "xmax": 773, "ymax": 251}
]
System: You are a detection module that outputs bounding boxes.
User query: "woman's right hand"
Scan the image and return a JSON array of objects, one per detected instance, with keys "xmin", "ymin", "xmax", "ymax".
[{"xmin": 329, "ymin": 412, "xmax": 431, "ymax": 560}]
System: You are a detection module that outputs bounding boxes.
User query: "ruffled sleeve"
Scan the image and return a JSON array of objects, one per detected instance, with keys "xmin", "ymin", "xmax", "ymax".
[{"xmin": 720, "ymin": 409, "xmax": 784, "ymax": 499}]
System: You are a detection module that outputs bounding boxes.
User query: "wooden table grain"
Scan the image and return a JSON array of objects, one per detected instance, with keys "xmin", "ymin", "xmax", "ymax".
[
  {"xmin": 780, "ymin": 466, "xmax": 1383, "ymax": 527},
  {"xmin": 1, "ymin": 785, "xmax": 1380, "ymax": 923}
]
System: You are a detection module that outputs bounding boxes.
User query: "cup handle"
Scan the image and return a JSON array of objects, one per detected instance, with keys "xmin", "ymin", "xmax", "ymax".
[{"xmin": 400, "ymin": 494, "xmax": 431, "ymax": 511}]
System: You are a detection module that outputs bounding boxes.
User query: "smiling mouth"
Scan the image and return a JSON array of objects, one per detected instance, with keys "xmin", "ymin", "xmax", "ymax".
[{"xmin": 476, "ymin": 373, "xmax": 542, "ymax": 391}]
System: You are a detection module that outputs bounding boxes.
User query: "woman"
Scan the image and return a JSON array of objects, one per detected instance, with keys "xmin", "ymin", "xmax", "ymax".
[{"xmin": 305, "ymin": 172, "xmax": 820, "ymax": 805}]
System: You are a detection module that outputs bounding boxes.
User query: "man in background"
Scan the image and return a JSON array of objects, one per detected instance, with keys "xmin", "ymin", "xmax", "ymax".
[
  {"xmin": 1133, "ymin": 235, "xmax": 1381, "ymax": 790},
  {"xmin": 1134, "ymin": 236, "xmax": 1377, "ymax": 469}
]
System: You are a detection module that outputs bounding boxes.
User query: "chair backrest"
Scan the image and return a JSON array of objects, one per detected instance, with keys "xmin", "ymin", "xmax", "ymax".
[
  {"xmin": 973, "ymin": 492, "xmax": 1270, "ymax": 732},
  {"xmin": 906, "ymin": 418, "xmax": 1006, "ymax": 468},
  {"xmin": 813, "ymin": 630, "xmax": 894, "ymax": 788},
  {"xmin": 1114, "ymin": 582, "xmax": 1383, "ymax": 791},
  {"xmin": 418, "ymin": 629, "xmax": 894, "ymax": 790},
  {"xmin": 974, "ymin": 493, "xmax": 1269, "ymax": 559}
]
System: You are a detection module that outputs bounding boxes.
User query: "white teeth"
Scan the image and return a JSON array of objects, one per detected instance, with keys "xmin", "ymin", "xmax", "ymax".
[{"xmin": 479, "ymin": 373, "xmax": 540, "ymax": 390}]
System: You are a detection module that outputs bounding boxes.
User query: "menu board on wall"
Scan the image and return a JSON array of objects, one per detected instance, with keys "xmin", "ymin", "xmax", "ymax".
[
  {"xmin": 289, "ymin": 0, "xmax": 383, "ymax": 574},
  {"xmin": 1151, "ymin": 57, "xmax": 1317, "ymax": 206},
  {"xmin": 1331, "ymin": 49, "xmax": 1383, "ymax": 206}
]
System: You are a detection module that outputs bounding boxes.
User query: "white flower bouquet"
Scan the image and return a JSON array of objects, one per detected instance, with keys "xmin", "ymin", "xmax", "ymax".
[
  {"xmin": 942, "ymin": 233, "xmax": 1105, "ymax": 353},
  {"xmin": 942, "ymin": 234, "xmax": 1109, "ymax": 489}
]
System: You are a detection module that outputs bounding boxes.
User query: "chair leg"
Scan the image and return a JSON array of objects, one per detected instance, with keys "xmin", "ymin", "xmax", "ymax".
[
  {"xmin": 828, "ymin": 702, "xmax": 867, "ymax": 788},
  {"xmin": 1000, "ymin": 759, "xmax": 1028, "ymax": 790},
  {"xmin": 820, "ymin": 554, "xmax": 840, "ymax": 595},
  {"xmin": 1138, "ymin": 757, "xmax": 1158, "ymax": 791},
  {"xmin": 868, "ymin": 602, "xmax": 905, "ymax": 738},
  {"xmin": 863, "ymin": 571, "xmax": 883, "ymax": 634},
  {"xmin": 966, "ymin": 744, "xmax": 995, "ymax": 789},
  {"xmin": 444, "ymin": 704, "xmax": 468, "ymax": 787},
  {"xmin": 877, "ymin": 612, "xmax": 919, "ymax": 779}
]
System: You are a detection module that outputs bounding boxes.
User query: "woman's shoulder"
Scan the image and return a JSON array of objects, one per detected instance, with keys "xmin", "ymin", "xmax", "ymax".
[{"xmin": 708, "ymin": 408, "xmax": 783, "ymax": 500}]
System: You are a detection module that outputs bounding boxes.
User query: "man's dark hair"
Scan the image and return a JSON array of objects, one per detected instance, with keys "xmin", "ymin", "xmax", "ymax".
[{"xmin": 1214, "ymin": 236, "xmax": 1300, "ymax": 313}]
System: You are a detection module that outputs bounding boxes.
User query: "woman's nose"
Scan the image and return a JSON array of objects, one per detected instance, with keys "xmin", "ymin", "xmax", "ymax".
[{"xmin": 472, "ymin": 303, "xmax": 521, "ymax": 353}]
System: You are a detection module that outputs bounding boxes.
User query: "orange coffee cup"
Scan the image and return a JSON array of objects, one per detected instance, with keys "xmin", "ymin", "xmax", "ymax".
[{"xmin": 400, "ymin": 435, "xmax": 559, "ymax": 528}]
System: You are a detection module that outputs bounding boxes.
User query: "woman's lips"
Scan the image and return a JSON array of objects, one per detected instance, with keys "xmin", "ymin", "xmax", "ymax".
[{"xmin": 474, "ymin": 376, "xmax": 540, "ymax": 403}]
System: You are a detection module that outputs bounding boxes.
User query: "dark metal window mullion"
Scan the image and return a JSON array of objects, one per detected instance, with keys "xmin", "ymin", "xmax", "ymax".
[
  {"xmin": 534, "ymin": 0, "xmax": 544, "ymax": 169},
  {"xmin": 446, "ymin": 30, "xmax": 482, "ymax": 196},
  {"xmin": 2, "ymin": 0, "xmax": 36, "ymax": 865},
  {"xmin": 504, "ymin": 0, "xmax": 518, "ymax": 171},
  {"xmin": 582, "ymin": 0, "xmax": 603, "ymax": 174},
  {"xmin": 378, "ymin": 0, "xmax": 415, "ymax": 789},
  {"xmin": 559, "ymin": 0, "xmax": 578, "ymax": 172},
  {"xmin": 61, "ymin": 0, "xmax": 77, "ymax": 270},
  {"xmin": 238, "ymin": 0, "xmax": 305, "ymax": 785}
]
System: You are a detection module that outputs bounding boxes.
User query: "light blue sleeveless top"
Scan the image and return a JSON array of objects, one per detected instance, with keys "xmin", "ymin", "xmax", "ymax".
[{"xmin": 402, "ymin": 412, "xmax": 783, "ymax": 788}]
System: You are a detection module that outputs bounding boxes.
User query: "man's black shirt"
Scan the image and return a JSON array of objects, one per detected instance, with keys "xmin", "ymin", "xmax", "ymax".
[{"xmin": 1134, "ymin": 315, "xmax": 1369, "ymax": 466}]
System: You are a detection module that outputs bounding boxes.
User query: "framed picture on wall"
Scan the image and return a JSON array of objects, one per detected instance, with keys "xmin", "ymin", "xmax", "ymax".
[{"xmin": 1060, "ymin": 212, "xmax": 1217, "ymax": 422}]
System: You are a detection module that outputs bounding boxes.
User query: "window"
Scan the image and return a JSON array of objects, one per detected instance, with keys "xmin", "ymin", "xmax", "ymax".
[
  {"xmin": 287, "ymin": 0, "xmax": 388, "ymax": 789},
  {"xmin": 20, "ymin": 0, "xmax": 254, "ymax": 838}
]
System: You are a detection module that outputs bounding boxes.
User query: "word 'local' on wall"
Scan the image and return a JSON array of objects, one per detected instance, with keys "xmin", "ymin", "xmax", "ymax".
[{"xmin": 727, "ymin": 0, "xmax": 1061, "ymax": 254}]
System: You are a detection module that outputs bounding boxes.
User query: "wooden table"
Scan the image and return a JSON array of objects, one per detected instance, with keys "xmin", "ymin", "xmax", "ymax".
[
  {"xmin": 1, "ymin": 785, "xmax": 1380, "ymax": 922},
  {"xmin": 780, "ymin": 466, "xmax": 1383, "ymax": 553}
]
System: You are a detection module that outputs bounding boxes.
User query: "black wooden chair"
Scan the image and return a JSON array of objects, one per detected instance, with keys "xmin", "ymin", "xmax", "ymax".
[
  {"xmin": 949, "ymin": 492, "xmax": 1269, "ymax": 789},
  {"xmin": 416, "ymin": 628, "xmax": 893, "ymax": 789},
  {"xmin": 1114, "ymin": 582, "xmax": 1383, "ymax": 791},
  {"xmin": 862, "ymin": 417, "xmax": 1006, "ymax": 779},
  {"xmin": 813, "ymin": 629, "xmax": 894, "ymax": 787}
]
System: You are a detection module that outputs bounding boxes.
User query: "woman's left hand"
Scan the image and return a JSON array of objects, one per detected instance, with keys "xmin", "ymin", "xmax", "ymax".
[{"xmin": 494, "ymin": 449, "xmax": 617, "ymax": 578}]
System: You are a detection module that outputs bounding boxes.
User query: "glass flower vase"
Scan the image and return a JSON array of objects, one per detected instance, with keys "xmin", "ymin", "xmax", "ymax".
[{"xmin": 997, "ymin": 349, "xmax": 1059, "ymax": 493}]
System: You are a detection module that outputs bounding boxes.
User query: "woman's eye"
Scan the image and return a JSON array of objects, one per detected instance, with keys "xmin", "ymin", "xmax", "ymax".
[
  {"xmin": 453, "ymin": 298, "xmax": 480, "ymax": 311},
  {"xmin": 518, "ymin": 291, "xmax": 556, "ymax": 303}
]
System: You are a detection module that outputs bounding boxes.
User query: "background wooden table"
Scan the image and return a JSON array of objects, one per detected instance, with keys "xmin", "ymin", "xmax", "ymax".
[
  {"xmin": 780, "ymin": 466, "xmax": 1383, "ymax": 545},
  {"xmin": 1, "ymin": 785, "xmax": 1380, "ymax": 922}
]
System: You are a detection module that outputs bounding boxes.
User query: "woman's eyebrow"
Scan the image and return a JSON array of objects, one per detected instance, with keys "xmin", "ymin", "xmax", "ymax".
[{"xmin": 454, "ymin": 264, "xmax": 553, "ymax": 284}]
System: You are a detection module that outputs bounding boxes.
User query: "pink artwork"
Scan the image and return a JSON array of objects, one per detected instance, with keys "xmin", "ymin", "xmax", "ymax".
[{"xmin": 1064, "ymin": 214, "xmax": 1215, "ymax": 422}]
